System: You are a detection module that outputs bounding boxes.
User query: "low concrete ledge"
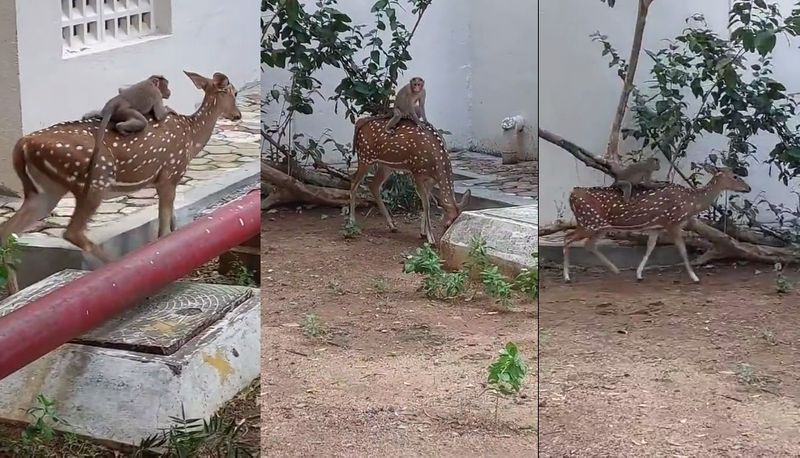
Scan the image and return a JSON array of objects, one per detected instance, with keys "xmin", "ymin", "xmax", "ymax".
[
  {"xmin": 440, "ymin": 204, "xmax": 538, "ymax": 277},
  {"xmin": 0, "ymin": 270, "xmax": 261, "ymax": 446}
]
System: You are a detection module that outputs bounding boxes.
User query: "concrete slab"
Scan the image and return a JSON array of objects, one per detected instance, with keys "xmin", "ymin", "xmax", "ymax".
[
  {"xmin": 440, "ymin": 204, "xmax": 537, "ymax": 276},
  {"xmin": 538, "ymin": 233, "xmax": 685, "ymax": 273},
  {"xmin": 0, "ymin": 270, "xmax": 261, "ymax": 446}
]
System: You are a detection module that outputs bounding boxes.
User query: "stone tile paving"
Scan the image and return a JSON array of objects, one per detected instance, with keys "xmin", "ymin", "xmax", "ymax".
[
  {"xmin": 0, "ymin": 84, "xmax": 261, "ymax": 238},
  {"xmin": 450, "ymin": 150, "xmax": 538, "ymax": 198}
]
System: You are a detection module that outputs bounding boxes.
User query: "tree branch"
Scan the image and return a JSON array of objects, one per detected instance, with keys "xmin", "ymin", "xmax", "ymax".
[{"xmin": 606, "ymin": 0, "xmax": 654, "ymax": 163}]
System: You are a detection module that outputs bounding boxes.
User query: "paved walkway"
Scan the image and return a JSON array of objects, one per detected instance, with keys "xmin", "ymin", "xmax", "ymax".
[
  {"xmin": 0, "ymin": 85, "xmax": 261, "ymax": 238},
  {"xmin": 451, "ymin": 150, "xmax": 537, "ymax": 199}
]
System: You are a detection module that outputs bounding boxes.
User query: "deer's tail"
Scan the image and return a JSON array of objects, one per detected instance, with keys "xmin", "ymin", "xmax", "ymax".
[{"xmin": 85, "ymin": 110, "xmax": 112, "ymax": 196}]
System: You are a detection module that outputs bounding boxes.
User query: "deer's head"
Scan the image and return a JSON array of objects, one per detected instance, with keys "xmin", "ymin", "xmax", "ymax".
[
  {"xmin": 441, "ymin": 189, "xmax": 471, "ymax": 230},
  {"xmin": 703, "ymin": 164, "xmax": 751, "ymax": 193},
  {"xmin": 184, "ymin": 71, "xmax": 242, "ymax": 121}
]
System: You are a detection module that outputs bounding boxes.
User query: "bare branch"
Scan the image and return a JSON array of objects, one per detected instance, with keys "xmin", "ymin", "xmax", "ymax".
[{"xmin": 606, "ymin": 0, "xmax": 653, "ymax": 163}]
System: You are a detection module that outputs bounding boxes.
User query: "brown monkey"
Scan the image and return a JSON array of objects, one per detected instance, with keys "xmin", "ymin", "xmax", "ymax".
[
  {"xmin": 384, "ymin": 77, "xmax": 427, "ymax": 134},
  {"xmin": 84, "ymin": 75, "xmax": 174, "ymax": 195},
  {"xmin": 609, "ymin": 157, "xmax": 662, "ymax": 203}
]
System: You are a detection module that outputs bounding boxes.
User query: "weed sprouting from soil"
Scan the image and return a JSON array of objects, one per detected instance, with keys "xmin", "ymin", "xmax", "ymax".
[
  {"xmin": 486, "ymin": 342, "xmax": 528, "ymax": 422},
  {"xmin": 303, "ymin": 313, "xmax": 326, "ymax": 338}
]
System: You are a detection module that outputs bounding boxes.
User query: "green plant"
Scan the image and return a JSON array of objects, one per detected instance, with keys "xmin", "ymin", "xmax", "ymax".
[
  {"xmin": 372, "ymin": 275, "xmax": 390, "ymax": 293},
  {"xmin": 403, "ymin": 243, "xmax": 445, "ymax": 276},
  {"xmin": 465, "ymin": 236, "xmax": 491, "ymax": 275},
  {"xmin": 513, "ymin": 252, "xmax": 539, "ymax": 301},
  {"xmin": 303, "ymin": 313, "xmax": 326, "ymax": 338},
  {"xmin": 404, "ymin": 244, "xmax": 467, "ymax": 299},
  {"xmin": 231, "ymin": 259, "xmax": 256, "ymax": 287},
  {"xmin": 342, "ymin": 221, "xmax": 362, "ymax": 240},
  {"xmin": 135, "ymin": 404, "xmax": 255, "ymax": 457},
  {"xmin": 480, "ymin": 266, "xmax": 513, "ymax": 308},
  {"xmin": 776, "ymin": 271, "xmax": 792, "ymax": 294},
  {"xmin": 0, "ymin": 234, "xmax": 22, "ymax": 291},
  {"xmin": 381, "ymin": 173, "xmax": 421, "ymax": 214},
  {"xmin": 486, "ymin": 342, "xmax": 528, "ymax": 421}
]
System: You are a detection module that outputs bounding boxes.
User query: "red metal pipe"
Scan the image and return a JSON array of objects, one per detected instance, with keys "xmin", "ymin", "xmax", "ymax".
[{"xmin": 0, "ymin": 189, "xmax": 261, "ymax": 381}]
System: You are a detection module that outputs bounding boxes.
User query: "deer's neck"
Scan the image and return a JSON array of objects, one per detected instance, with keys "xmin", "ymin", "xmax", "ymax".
[
  {"xmin": 434, "ymin": 156, "xmax": 459, "ymax": 211},
  {"xmin": 691, "ymin": 176, "xmax": 726, "ymax": 213},
  {"xmin": 185, "ymin": 92, "xmax": 224, "ymax": 158}
]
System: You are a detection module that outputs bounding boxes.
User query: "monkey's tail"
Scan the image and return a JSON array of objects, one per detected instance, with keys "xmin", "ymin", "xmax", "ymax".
[{"xmin": 85, "ymin": 111, "xmax": 112, "ymax": 196}]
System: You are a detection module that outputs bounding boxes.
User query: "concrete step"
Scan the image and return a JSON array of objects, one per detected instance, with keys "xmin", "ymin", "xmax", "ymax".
[
  {"xmin": 0, "ymin": 269, "xmax": 260, "ymax": 446},
  {"xmin": 440, "ymin": 204, "xmax": 537, "ymax": 277}
]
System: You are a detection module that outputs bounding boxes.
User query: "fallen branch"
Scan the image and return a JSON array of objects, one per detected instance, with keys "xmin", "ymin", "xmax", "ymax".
[{"xmin": 261, "ymin": 163, "xmax": 373, "ymax": 209}]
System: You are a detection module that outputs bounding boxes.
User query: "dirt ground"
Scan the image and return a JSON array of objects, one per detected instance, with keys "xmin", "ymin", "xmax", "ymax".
[
  {"xmin": 261, "ymin": 207, "xmax": 537, "ymax": 457},
  {"xmin": 539, "ymin": 263, "xmax": 800, "ymax": 457}
]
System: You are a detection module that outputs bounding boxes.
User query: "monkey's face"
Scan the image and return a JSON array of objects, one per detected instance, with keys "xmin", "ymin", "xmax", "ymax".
[
  {"xmin": 152, "ymin": 76, "xmax": 171, "ymax": 99},
  {"xmin": 649, "ymin": 157, "xmax": 660, "ymax": 170},
  {"xmin": 409, "ymin": 77, "xmax": 425, "ymax": 94}
]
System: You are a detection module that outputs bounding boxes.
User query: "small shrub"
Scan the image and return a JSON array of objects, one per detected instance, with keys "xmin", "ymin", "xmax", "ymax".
[
  {"xmin": 135, "ymin": 404, "xmax": 255, "ymax": 457},
  {"xmin": 342, "ymin": 221, "xmax": 362, "ymax": 240},
  {"xmin": 231, "ymin": 259, "xmax": 256, "ymax": 287},
  {"xmin": 372, "ymin": 276, "xmax": 389, "ymax": 293},
  {"xmin": 404, "ymin": 244, "xmax": 467, "ymax": 300},
  {"xmin": 303, "ymin": 313, "xmax": 326, "ymax": 338},
  {"xmin": 480, "ymin": 266, "xmax": 513, "ymax": 308},
  {"xmin": 486, "ymin": 342, "xmax": 528, "ymax": 421},
  {"xmin": 381, "ymin": 173, "xmax": 421, "ymax": 214}
]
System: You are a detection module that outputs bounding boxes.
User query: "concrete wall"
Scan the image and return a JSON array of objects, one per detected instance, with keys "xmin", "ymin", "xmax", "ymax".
[
  {"xmin": 540, "ymin": 0, "xmax": 800, "ymax": 224},
  {"xmin": 0, "ymin": 2, "xmax": 23, "ymax": 193},
  {"xmin": 4, "ymin": 0, "xmax": 261, "ymax": 193},
  {"xmin": 263, "ymin": 0, "xmax": 537, "ymax": 163}
]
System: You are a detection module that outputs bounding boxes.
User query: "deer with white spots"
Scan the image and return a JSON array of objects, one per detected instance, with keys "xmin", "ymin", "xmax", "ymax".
[
  {"xmin": 349, "ymin": 116, "xmax": 471, "ymax": 244},
  {"xmin": 0, "ymin": 71, "xmax": 242, "ymax": 264},
  {"xmin": 563, "ymin": 165, "xmax": 751, "ymax": 283}
]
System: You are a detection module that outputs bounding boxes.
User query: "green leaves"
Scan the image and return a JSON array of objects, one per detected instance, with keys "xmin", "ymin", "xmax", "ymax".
[
  {"xmin": 754, "ymin": 29, "xmax": 777, "ymax": 56},
  {"xmin": 487, "ymin": 342, "xmax": 528, "ymax": 396}
]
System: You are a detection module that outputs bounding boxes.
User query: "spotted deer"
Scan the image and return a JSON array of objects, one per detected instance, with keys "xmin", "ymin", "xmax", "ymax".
[
  {"xmin": 1, "ymin": 71, "xmax": 242, "ymax": 264},
  {"xmin": 563, "ymin": 165, "xmax": 751, "ymax": 283},
  {"xmin": 349, "ymin": 117, "xmax": 471, "ymax": 244}
]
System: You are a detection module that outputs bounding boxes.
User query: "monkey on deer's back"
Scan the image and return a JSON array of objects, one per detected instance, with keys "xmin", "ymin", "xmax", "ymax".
[
  {"xmin": 384, "ymin": 76, "xmax": 428, "ymax": 134},
  {"xmin": 82, "ymin": 75, "xmax": 177, "ymax": 196}
]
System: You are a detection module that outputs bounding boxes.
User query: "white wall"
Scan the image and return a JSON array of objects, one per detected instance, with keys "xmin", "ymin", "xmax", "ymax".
[
  {"xmin": 0, "ymin": 1, "xmax": 23, "ymax": 192},
  {"xmin": 15, "ymin": 0, "xmax": 260, "ymax": 132},
  {"xmin": 540, "ymin": 0, "xmax": 800, "ymax": 224},
  {"xmin": 263, "ymin": 0, "xmax": 537, "ymax": 163}
]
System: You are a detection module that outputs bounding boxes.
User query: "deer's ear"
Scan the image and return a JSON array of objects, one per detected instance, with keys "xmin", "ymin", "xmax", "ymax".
[
  {"xmin": 184, "ymin": 71, "xmax": 207, "ymax": 90},
  {"xmin": 701, "ymin": 163, "xmax": 718, "ymax": 174},
  {"xmin": 211, "ymin": 72, "xmax": 230, "ymax": 90}
]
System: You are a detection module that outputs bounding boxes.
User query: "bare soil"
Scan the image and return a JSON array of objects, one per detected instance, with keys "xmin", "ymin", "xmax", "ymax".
[
  {"xmin": 261, "ymin": 207, "xmax": 537, "ymax": 457},
  {"xmin": 539, "ymin": 263, "xmax": 800, "ymax": 457}
]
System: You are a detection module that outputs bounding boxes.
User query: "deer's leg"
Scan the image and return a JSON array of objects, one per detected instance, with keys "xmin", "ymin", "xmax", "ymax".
[
  {"xmin": 412, "ymin": 177, "xmax": 435, "ymax": 245},
  {"xmin": 563, "ymin": 228, "xmax": 589, "ymax": 283},
  {"xmin": 63, "ymin": 192, "xmax": 113, "ymax": 264},
  {"xmin": 349, "ymin": 162, "xmax": 370, "ymax": 226},
  {"xmin": 155, "ymin": 180, "xmax": 178, "ymax": 237},
  {"xmin": 584, "ymin": 232, "xmax": 619, "ymax": 275},
  {"xmin": 667, "ymin": 226, "xmax": 699, "ymax": 283},
  {"xmin": 636, "ymin": 231, "xmax": 659, "ymax": 281},
  {"xmin": 367, "ymin": 165, "xmax": 397, "ymax": 232},
  {"xmin": 0, "ymin": 191, "xmax": 64, "ymax": 239}
]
